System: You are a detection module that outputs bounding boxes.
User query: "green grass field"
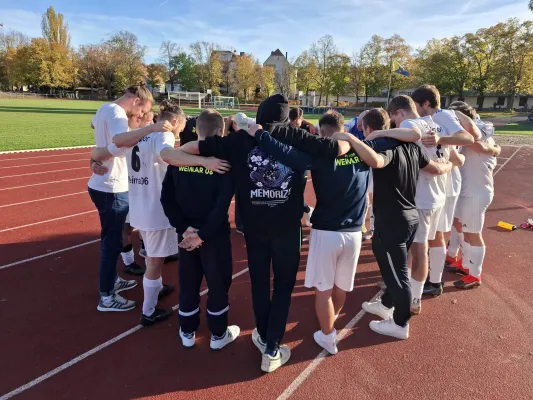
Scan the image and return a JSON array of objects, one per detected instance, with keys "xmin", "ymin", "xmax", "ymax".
[{"xmin": 0, "ymin": 98, "xmax": 530, "ymax": 151}]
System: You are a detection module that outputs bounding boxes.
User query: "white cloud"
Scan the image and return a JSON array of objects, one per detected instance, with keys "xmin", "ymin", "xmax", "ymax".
[{"xmin": 0, "ymin": 0, "xmax": 528, "ymax": 63}]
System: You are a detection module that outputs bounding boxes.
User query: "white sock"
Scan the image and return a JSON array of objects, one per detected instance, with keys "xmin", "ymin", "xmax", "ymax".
[
  {"xmin": 322, "ymin": 329, "xmax": 337, "ymax": 342},
  {"xmin": 121, "ymin": 249, "xmax": 135, "ymax": 266},
  {"xmin": 462, "ymin": 242, "xmax": 471, "ymax": 267},
  {"xmin": 142, "ymin": 276, "xmax": 162, "ymax": 316},
  {"xmin": 447, "ymin": 227, "xmax": 463, "ymax": 258},
  {"xmin": 102, "ymin": 295, "xmax": 113, "ymax": 303},
  {"xmin": 115, "ymin": 276, "xmax": 121, "ymax": 285},
  {"xmin": 369, "ymin": 206, "xmax": 375, "ymax": 231},
  {"xmin": 410, "ymin": 278, "xmax": 424, "ymax": 301},
  {"xmin": 468, "ymin": 246, "xmax": 485, "ymax": 277},
  {"xmin": 429, "ymin": 247, "xmax": 447, "ymax": 284}
]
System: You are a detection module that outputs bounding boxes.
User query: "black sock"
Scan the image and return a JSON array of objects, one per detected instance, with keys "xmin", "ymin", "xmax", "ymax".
[{"xmin": 122, "ymin": 244, "xmax": 133, "ymax": 253}]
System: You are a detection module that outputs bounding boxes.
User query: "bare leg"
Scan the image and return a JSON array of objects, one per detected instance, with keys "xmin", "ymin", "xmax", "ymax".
[
  {"xmin": 332, "ymin": 286, "xmax": 347, "ymax": 318},
  {"xmin": 315, "ymin": 288, "xmax": 335, "ymax": 334}
]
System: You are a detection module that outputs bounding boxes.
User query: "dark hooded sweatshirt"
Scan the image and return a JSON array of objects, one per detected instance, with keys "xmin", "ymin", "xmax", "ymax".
[{"xmin": 198, "ymin": 94, "xmax": 339, "ymax": 235}]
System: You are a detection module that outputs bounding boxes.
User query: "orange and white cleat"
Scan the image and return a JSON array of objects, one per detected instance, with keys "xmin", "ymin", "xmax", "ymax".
[
  {"xmin": 445, "ymin": 254, "xmax": 458, "ymax": 266},
  {"xmin": 453, "ymin": 275, "xmax": 481, "ymax": 290}
]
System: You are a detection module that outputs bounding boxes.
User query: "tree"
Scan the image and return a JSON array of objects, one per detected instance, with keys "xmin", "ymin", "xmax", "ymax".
[
  {"xmin": 294, "ymin": 51, "xmax": 318, "ymax": 97},
  {"xmin": 190, "ymin": 41, "xmax": 222, "ymax": 93},
  {"xmin": 383, "ymin": 34, "xmax": 413, "ymax": 94},
  {"xmin": 77, "ymin": 42, "xmax": 122, "ymax": 98},
  {"xmin": 159, "ymin": 41, "xmax": 181, "ymax": 92},
  {"xmin": 348, "ymin": 51, "xmax": 364, "ymax": 103},
  {"xmin": 41, "ymin": 6, "xmax": 71, "ymax": 48},
  {"xmin": 360, "ymin": 35, "xmax": 387, "ymax": 101},
  {"xmin": 0, "ymin": 30, "xmax": 29, "ymax": 89},
  {"xmin": 229, "ymin": 53, "xmax": 257, "ymax": 101},
  {"xmin": 329, "ymin": 54, "xmax": 351, "ymax": 104},
  {"xmin": 106, "ymin": 31, "xmax": 146, "ymax": 94},
  {"xmin": 260, "ymin": 65, "xmax": 276, "ymax": 97},
  {"xmin": 145, "ymin": 63, "xmax": 167, "ymax": 93},
  {"xmin": 529, "ymin": 0, "xmax": 533, "ymax": 12},
  {"xmin": 172, "ymin": 52, "xmax": 198, "ymax": 91},
  {"xmin": 492, "ymin": 19, "xmax": 533, "ymax": 109},
  {"xmin": 310, "ymin": 35, "xmax": 338, "ymax": 104}
]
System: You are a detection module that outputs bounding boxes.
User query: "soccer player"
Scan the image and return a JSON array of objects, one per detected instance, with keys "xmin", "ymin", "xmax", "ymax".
[
  {"xmin": 445, "ymin": 103, "xmax": 500, "ymax": 289},
  {"xmin": 91, "ymin": 100, "xmax": 230, "ymax": 325},
  {"xmin": 289, "ymin": 107, "xmax": 316, "ymax": 134},
  {"xmin": 248, "ymin": 109, "xmax": 421, "ymax": 354},
  {"xmin": 410, "ymin": 85, "xmax": 480, "ymax": 313},
  {"xmin": 357, "ymin": 109, "xmax": 453, "ymax": 339},
  {"xmin": 161, "ymin": 109, "xmax": 239, "ymax": 350},
  {"xmin": 88, "ymin": 84, "xmax": 156, "ymax": 312},
  {"xmin": 387, "ymin": 96, "xmax": 465, "ymax": 305},
  {"xmin": 343, "ymin": 110, "xmax": 368, "ymax": 140},
  {"xmin": 179, "ymin": 94, "xmax": 351, "ymax": 372}
]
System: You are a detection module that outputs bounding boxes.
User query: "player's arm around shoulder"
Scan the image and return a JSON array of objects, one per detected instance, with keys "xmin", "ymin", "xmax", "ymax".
[
  {"xmin": 112, "ymin": 120, "xmax": 172, "ymax": 148},
  {"xmin": 160, "ymin": 146, "xmax": 231, "ymax": 174},
  {"xmin": 470, "ymin": 137, "xmax": 501, "ymax": 157},
  {"xmin": 331, "ymin": 132, "xmax": 385, "ymax": 169},
  {"xmin": 369, "ymin": 122, "xmax": 422, "ymax": 143},
  {"xmin": 449, "ymin": 146, "xmax": 465, "ymax": 167}
]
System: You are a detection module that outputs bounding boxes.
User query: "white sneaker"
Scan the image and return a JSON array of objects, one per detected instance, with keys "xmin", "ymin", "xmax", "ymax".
[
  {"xmin": 179, "ymin": 328, "xmax": 196, "ymax": 348},
  {"xmin": 210, "ymin": 325, "xmax": 240, "ymax": 350},
  {"xmin": 305, "ymin": 207, "xmax": 314, "ymax": 227},
  {"xmin": 411, "ymin": 298, "xmax": 422, "ymax": 315},
  {"xmin": 362, "ymin": 298, "xmax": 394, "ymax": 320},
  {"xmin": 369, "ymin": 318, "xmax": 409, "ymax": 340},
  {"xmin": 261, "ymin": 345, "xmax": 291, "ymax": 373},
  {"xmin": 313, "ymin": 330, "xmax": 338, "ymax": 355},
  {"xmin": 252, "ymin": 328, "xmax": 266, "ymax": 353}
]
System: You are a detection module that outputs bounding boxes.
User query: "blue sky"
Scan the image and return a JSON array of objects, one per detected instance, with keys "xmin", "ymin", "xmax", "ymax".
[{"xmin": 0, "ymin": 0, "xmax": 528, "ymax": 63}]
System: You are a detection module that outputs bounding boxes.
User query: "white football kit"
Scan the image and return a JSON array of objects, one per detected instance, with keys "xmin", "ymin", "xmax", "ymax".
[
  {"xmin": 432, "ymin": 109, "xmax": 464, "ymax": 232},
  {"xmin": 109, "ymin": 131, "xmax": 178, "ymax": 257},
  {"xmin": 455, "ymin": 121, "xmax": 496, "ymax": 233},
  {"xmin": 400, "ymin": 118, "xmax": 448, "ymax": 243}
]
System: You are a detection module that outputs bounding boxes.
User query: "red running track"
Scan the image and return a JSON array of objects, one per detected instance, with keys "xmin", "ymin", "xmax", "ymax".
[{"xmin": 0, "ymin": 146, "xmax": 532, "ymax": 400}]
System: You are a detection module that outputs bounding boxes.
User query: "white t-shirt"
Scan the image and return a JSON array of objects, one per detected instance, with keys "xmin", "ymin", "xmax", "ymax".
[
  {"xmin": 432, "ymin": 109, "xmax": 463, "ymax": 197},
  {"xmin": 401, "ymin": 118, "xmax": 447, "ymax": 209},
  {"xmin": 109, "ymin": 132, "xmax": 175, "ymax": 231},
  {"xmin": 460, "ymin": 122, "xmax": 497, "ymax": 196},
  {"xmin": 88, "ymin": 103, "xmax": 129, "ymax": 193}
]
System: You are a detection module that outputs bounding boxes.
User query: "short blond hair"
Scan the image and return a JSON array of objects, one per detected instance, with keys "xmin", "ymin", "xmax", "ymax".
[
  {"xmin": 197, "ymin": 109, "xmax": 224, "ymax": 138},
  {"xmin": 125, "ymin": 83, "xmax": 154, "ymax": 104}
]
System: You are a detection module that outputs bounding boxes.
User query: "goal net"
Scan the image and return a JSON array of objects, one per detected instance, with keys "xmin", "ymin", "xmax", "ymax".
[
  {"xmin": 168, "ymin": 91, "xmax": 208, "ymax": 109},
  {"xmin": 213, "ymin": 96, "xmax": 240, "ymax": 110}
]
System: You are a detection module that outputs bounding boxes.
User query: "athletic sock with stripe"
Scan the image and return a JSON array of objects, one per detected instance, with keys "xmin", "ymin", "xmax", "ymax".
[
  {"xmin": 142, "ymin": 276, "xmax": 162, "ymax": 317},
  {"xmin": 429, "ymin": 246, "xmax": 447, "ymax": 284}
]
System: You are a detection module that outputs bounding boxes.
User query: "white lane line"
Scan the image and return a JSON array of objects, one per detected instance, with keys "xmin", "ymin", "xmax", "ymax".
[
  {"xmin": 0, "ymin": 267, "xmax": 250, "ymax": 400},
  {"xmin": 0, "ymin": 210, "xmax": 97, "ymax": 233},
  {"xmin": 0, "ymin": 159, "xmax": 86, "ymax": 169},
  {"xmin": 0, "ymin": 167, "xmax": 86, "ymax": 179},
  {"xmin": 0, "ymin": 152, "xmax": 91, "ymax": 162},
  {"xmin": 0, "ymin": 177, "xmax": 89, "ymax": 191},
  {"xmin": 0, "ymin": 145, "xmax": 94, "ymax": 155},
  {"xmin": 0, "ymin": 240, "xmax": 101, "ymax": 270},
  {"xmin": 494, "ymin": 146, "xmax": 522, "ymax": 177},
  {"xmin": 277, "ymin": 290, "xmax": 383, "ymax": 400},
  {"xmin": 0, "ymin": 192, "xmax": 87, "ymax": 208}
]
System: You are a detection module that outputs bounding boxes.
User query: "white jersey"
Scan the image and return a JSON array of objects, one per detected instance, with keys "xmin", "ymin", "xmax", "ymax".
[
  {"xmin": 110, "ymin": 132, "xmax": 175, "ymax": 231},
  {"xmin": 432, "ymin": 109, "xmax": 464, "ymax": 197},
  {"xmin": 88, "ymin": 103, "xmax": 129, "ymax": 193},
  {"xmin": 401, "ymin": 118, "xmax": 448, "ymax": 209},
  {"xmin": 460, "ymin": 122, "xmax": 497, "ymax": 196}
]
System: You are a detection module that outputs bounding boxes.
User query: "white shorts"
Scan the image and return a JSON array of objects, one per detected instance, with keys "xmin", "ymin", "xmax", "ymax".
[
  {"xmin": 414, "ymin": 207, "xmax": 442, "ymax": 243},
  {"xmin": 367, "ymin": 170, "xmax": 374, "ymax": 194},
  {"xmin": 139, "ymin": 228, "xmax": 178, "ymax": 258},
  {"xmin": 456, "ymin": 194, "xmax": 493, "ymax": 233},
  {"xmin": 305, "ymin": 229, "xmax": 362, "ymax": 292},
  {"xmin": 437, "ymin": 196, "xmax": 459, "ymax": 233},
  {"xmin": 125, "ymin": 213, "xmax": 130, "ymax": 224}
]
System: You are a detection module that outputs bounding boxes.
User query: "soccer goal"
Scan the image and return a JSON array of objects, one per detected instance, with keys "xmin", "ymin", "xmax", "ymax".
[
  {"xmin": 213, "ymin": 96, "xmax": 240, "ymax": 110},
  {"xmin": 168, "ymin": 91, "xmax": 208, "ymax": 109}
]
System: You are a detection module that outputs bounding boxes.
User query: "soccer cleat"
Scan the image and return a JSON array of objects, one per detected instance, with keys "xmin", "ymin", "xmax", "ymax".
[
  {"xmin": 179, "ymin": 328, "xmax": 196, "ymax": 348},
  {"xmin": 369, "ymin": 318, "xmax": 409, "ymax": 340},
  {"xmin": 139, "ymin": 240, "xmax": 147, "ymax": 258},
  {"xmin": 140, "ymin": 307, "xmax": 173, "ymax": 327},
  {"xmin": 124, "ymin": 262, "xmax": 146, "ymax": 276},
  {"xmin": 423, "ymin": 281, "xmax": 443, "ymax": 297},
  {"xmin": 164, "ymin": 253, "xmax": 179, "ymax": 264},
  {"xmin": 313, "ymin": 330, "xmax": 338, "ymax": 355},
  {"xmin": 410, "ymin": 298, "xmax": 422, "ymax": 315},
  {"xmin": 210, "ymin": 325, "xmax": 241, "ymax": 351},
  {"xmin": 445, "ymin": 254, "xmax": 458, "ymax": 266},
  {"xmin": 305, "ymin": 206, "xmax": 314, "ymax": 227},
  {"xmin": 261, "ymin": 345, "xmax": 291, "ymax": 373},
  {"xmin": 158, "ymin": 284, "xmax": 175, "ymax": 300},
  {"xmin": 362, "ymin": 298, "xmax": 394, "ymax": 320},
  {"xmin": 97, "ymin": 294, "xmax": 136, "ymax": 312},
  {"xmin": 445, "ymin": 259, "xmax": 470, "ymax": 276},
  {"xmin": 114, "ymin": 276, "xmax": 137, "ymax": 294},
  {"xmin": 454, "ymin": 275, "xmax": 481, "ymax": 290},
  {"xmin": 252, "ymin": 328, "xmax": 267, "ymax": 354}
]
